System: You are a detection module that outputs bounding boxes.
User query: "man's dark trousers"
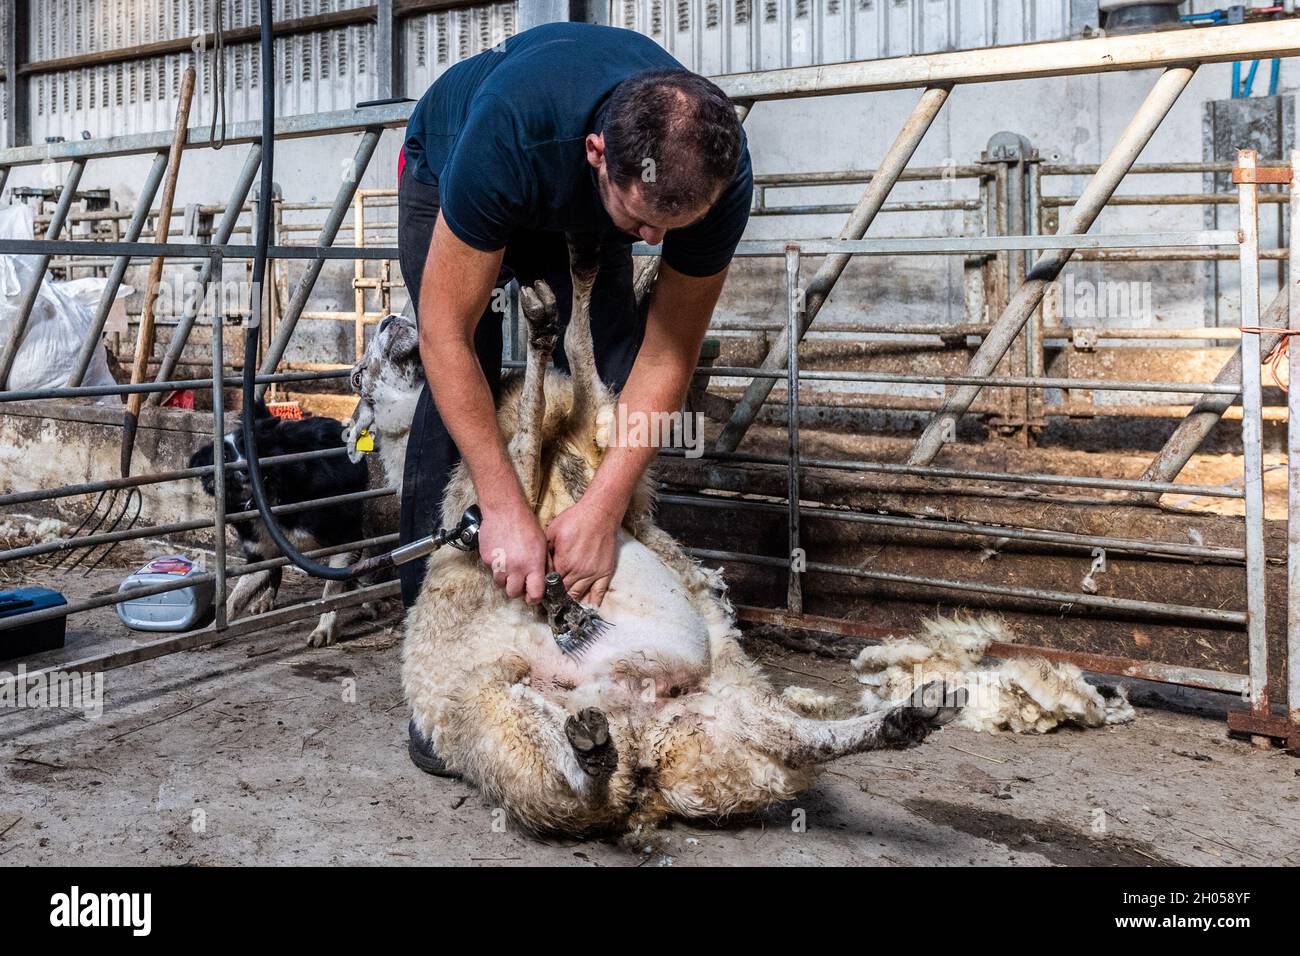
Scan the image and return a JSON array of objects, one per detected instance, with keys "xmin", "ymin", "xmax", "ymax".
[{"xmin": 396, "ymin": 171, "xmax": 646, "ymax": 608}]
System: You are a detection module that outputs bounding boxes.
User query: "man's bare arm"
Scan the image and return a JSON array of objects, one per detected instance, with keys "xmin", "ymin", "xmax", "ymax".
[
  {"xmin": 546, "ymin": 261, "xmax": 727, "ymax": 603},
  {"xmin": 417, "ymin": 212, "xmax": 547, "ymax": 603}
]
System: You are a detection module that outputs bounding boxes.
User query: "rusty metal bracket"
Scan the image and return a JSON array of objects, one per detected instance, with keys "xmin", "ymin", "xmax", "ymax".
[
  {"xmin": 1226, "ymin": 709, "xmax": 1300, "ymax": 754},
  {"xmin": 1232, "ymin": 166, "xmax": 1292, "ymax": 185}
]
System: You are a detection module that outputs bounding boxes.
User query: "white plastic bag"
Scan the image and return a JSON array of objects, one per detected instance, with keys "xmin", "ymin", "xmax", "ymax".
[
  {"xmin": 0, "ymin": 205, "xmax": 122, "ymax": 402},
  {"xmin": 59, "ymin": 275, "xmax": 135, "ymax": 313}
]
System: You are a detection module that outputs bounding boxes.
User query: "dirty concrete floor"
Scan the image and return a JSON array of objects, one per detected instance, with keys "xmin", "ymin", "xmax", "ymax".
[{"xmin": 2, "ymin": 569, "xmax": 1296, "ymax": 867}]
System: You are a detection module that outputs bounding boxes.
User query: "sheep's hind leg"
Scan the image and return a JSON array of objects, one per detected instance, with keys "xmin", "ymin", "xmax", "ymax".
[
  {"xmin": 513, "ymin": 280, "xmax": 559, "ymax": 506},
  {"xmin": 563, "ymin": 233, "xmax": 604, "ymax": 430}
]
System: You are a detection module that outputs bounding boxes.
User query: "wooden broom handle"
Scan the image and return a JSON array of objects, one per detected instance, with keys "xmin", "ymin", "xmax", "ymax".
[{"xmin": 127, "ymin": 66, "xmax": 196, "ymax": 417}]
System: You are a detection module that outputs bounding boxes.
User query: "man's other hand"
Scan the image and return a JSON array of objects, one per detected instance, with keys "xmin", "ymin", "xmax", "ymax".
[
  {"xmin": 545, "ymin": 497, "xmax": 622, "ymax": 606},
  {"xmin": 478, "ymin": 500, "xmax": 548, "ymax": 605}
]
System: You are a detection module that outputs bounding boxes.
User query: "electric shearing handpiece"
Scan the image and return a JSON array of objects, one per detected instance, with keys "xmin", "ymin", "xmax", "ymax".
[{"xmin": 353, "ymin": 504, "xmax": 610, "ymax": 658}]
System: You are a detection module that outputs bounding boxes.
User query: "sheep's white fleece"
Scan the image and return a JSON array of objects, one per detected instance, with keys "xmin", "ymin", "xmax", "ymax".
[{"xmin": 852, "ymin": 615, "xmax": 1135, "ymax": 734}]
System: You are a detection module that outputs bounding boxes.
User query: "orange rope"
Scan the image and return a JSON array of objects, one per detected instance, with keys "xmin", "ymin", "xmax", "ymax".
[{"xmin": 1239, "ymin": 326, "xmax": 1300, "ymax": 393}]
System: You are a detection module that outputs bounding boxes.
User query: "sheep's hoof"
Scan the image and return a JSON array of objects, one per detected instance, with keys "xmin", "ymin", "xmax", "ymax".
[
  {"xmin": 881, "ymin": 681, "xmax": 964, "ymax": 747},
  {"xmin": 565, "ymin": 707, "xmax": 618, "ymax": 779},
  {"xmin": 520, "ymin": 280, "xmax": 559, "ymax": 349}
]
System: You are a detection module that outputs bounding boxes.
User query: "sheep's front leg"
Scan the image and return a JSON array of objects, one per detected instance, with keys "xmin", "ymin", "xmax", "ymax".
[
  {"xmin": 408, "ymin": 656, "xmax": 618, "ymax": 831},
  {"xmin": 648, "ymin": 681, "xmax": 963, "ymax": 824},
  {"xmin": 565, "ymin": 707, "xmax": 618, "ymax": 779},
  {"xmin": 768, "ymin": 681, "xmax": 964, "ymax": 765},
  {"xmin": 701, "ymin": 679, "xmax": 963, "ymax": 769}
]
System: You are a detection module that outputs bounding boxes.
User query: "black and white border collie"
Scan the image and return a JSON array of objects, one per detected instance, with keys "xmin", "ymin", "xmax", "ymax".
[{"xmin": 189, "ymin": 401, "xmax": 369, "ymax": 646}]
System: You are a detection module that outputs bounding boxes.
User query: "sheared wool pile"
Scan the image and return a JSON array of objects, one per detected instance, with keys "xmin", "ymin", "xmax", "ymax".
[{"xmin": 851, "ymin": 614, "xmax": 1135, "ymax": 734}]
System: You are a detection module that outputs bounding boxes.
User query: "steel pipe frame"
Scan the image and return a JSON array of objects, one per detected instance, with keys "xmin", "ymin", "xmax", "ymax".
[
  {"xmin": 687, "ymin": 547, "xmax": 1246, "ymax": 627},
  {"xmin": 0, "ymin": 579, "xmax": 401, "ymax": 695},
  {"xmin": 1043, "ymin": 192, "xmax": 1290, "ymax": 207},
  {"xmin": 255, "ymin": 128, "xmax": 382, "ymax": 397},
  {"xmin": 784, "ymin": 245, "xmax": 802, "ymax": 613},
  {"xmin": 711, "ymin": 21, "xmax": 1300, "ymax": 101},
  {"xmin": 2, "ymin": 18, "xmax": 1289, "ymax": 697},
  {"xmin": 0, "ymin": 368, "xmax": 349, "ymax": 403},
  {"xmin": 211, "ymin": 304, "xmax": 228, "ymax": 629},
  {"xmin": 67, "ymin": 150, "xmax": 169, "ymax": 387},
  {"xmin": 0, "ymin": 157, "xmax": 86, "ymax": 389},
  {"xmin": 697, "ymin": 392, "xmax": 1287, "ymax": 423},
  {"xmin": 717, "ymin": 84, "xmax": 954, "ymax": 453},
  {"xmin": 0, "ymin": 486, "xmax": 395, "ymax": 566},
  {"xmin": 0, "ymin": 21, "xmax": 1290, "ymax": 168},
  {"xmin": 5, "ymin": 0, "xmax": 450, "ymax": 83},
  {"xmin": 907, "ymin": 66, "xmax": 1198, "ymax": 466},
  {"xmin": 702, "ymin": 365, "xmax": 1241, "ymax": 396},
  {"xmin": 1041, "ymin": 162, "xmax": 1236, "ymax": 177},
  {"xmin": 750, "ymin": 200, "xmax": 982, "ymax": 217},
  {"xmin": 1073, "ymin": 249, "xmax": 1287, "ymax": 262},
  {"xmin": 1290, "ymin": 150, "xmax": 1300, "ymax": 742},
  {"xmin": 732, "ymin": 605, "xmax": 1250, "ymax": 696},
  {"xmin": 0, "ymin": 228, "xmax": 1239, "ymax": 263},
  {"xmin": 660, "ymin": 493, "xmax": 1246, "ymax": 563},
  {"xmin": 0, "ymin": 533, "xmax": 399, "ymax": 635},
  {"xmin": 0, "ymin": 238, "xmax": 401, "ymax": 260},
  {"xmin": 661, "ymin": 448, "xmax": 1245, "ymax": 500},
  {"xmin": 0, "ymin": 446, "xmax": 350, "ymax": 509},
  {"xmin": 150, "ymin": 145, "xmax": 264, "ymax": 398},
  {"xmin": 1236, "ymin": 151, "xmax": 1271, "ymax": 723},
  {"xmin": 1133, "ymin": 288, "xmax": 1290, "ymax": 498},
  {"xmin": 707, "ymin": 321, "xmax": 1263, "ymax": 339},
  {"xmin": 753, "ymin": 165, "xmax": 994, "ymax": 187},
  {"xmin": 0, "ymin": 102, "xmax": 411, "ymax": 167}
]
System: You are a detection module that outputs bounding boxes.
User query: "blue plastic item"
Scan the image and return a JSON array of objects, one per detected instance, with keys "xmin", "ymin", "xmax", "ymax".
[{"xmin": 0, "ymin": 587, "xmax": 67, "ymax": 662}]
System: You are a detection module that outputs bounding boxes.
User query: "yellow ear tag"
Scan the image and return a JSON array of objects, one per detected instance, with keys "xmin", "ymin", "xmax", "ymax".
[{"xmin": 355, "ymin": 428, "xmax": 375, "ymax": 453}]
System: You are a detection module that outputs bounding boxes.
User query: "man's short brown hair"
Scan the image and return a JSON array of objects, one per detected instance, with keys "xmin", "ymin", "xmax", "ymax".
[{"xmin": 602, "ymin": 69, "xmax": 742, "ymax": 216}]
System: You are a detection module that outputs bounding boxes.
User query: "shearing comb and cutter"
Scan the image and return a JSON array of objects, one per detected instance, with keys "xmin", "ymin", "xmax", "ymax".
[{"xmin": 354, "ymin": 504, "xmax": 610, "ymax": 658}]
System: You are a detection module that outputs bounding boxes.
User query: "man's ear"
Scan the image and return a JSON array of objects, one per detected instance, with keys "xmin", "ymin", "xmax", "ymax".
[{"xmin": 584, "ymin": 132, "xmax": 605, "ymax": 170}]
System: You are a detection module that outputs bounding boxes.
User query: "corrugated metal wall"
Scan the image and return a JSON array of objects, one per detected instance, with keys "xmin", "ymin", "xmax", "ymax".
[
  {"xmin": 403, "ymin": 3, "xmax": 519, "ymax": 95},
  {"xmin": 607, "ymin": 0, "xmax": 1077, "ymax": 75},
  {"xmin": 10, "ymin": 1, "xmax": 1243, "ymax": 143},
  {"xmin": 0, "ymin": 1, "xmax": 10, "ymax": 150},
  {"xmin": 26, "ymin": 0, "xmax": 381, "ymax": 141}
]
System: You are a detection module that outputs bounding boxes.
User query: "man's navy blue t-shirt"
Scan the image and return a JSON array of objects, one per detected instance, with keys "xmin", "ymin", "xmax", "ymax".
[{"xmin": 402, "ymin": 22, "xmax": 752, "ymax": 278}]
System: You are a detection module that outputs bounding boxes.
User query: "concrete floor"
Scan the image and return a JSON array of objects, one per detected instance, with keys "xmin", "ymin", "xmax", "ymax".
[{"xmin": 2, "ymin": 557, "xmax": 1297, "ymax": 866}]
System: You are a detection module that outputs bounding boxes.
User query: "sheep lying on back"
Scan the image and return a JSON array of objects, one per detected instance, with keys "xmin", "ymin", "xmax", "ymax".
[
  {"xmin": 852, "ymin": 615, "xmax": 1135, "ymax": 734},
  {"xmin": 402, "ymin": 236, "xmax": 963, "ymax": 839}
]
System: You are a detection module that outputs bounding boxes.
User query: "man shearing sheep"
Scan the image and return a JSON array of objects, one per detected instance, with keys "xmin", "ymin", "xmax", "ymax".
[{"xmin": 397, "ymin": 22, "xmax": 751, "ymax": 773}]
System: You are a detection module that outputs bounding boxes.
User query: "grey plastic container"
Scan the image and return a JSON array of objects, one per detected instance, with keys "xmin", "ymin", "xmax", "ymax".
[{"xmin": 115, "ymin": 555, "xmax": 215, "ymax": 632}]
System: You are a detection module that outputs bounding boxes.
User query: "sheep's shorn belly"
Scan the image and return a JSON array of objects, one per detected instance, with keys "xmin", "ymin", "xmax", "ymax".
[{"xmin": 522, "ymin": 533, "xmax": 711, "ymax": 693}]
